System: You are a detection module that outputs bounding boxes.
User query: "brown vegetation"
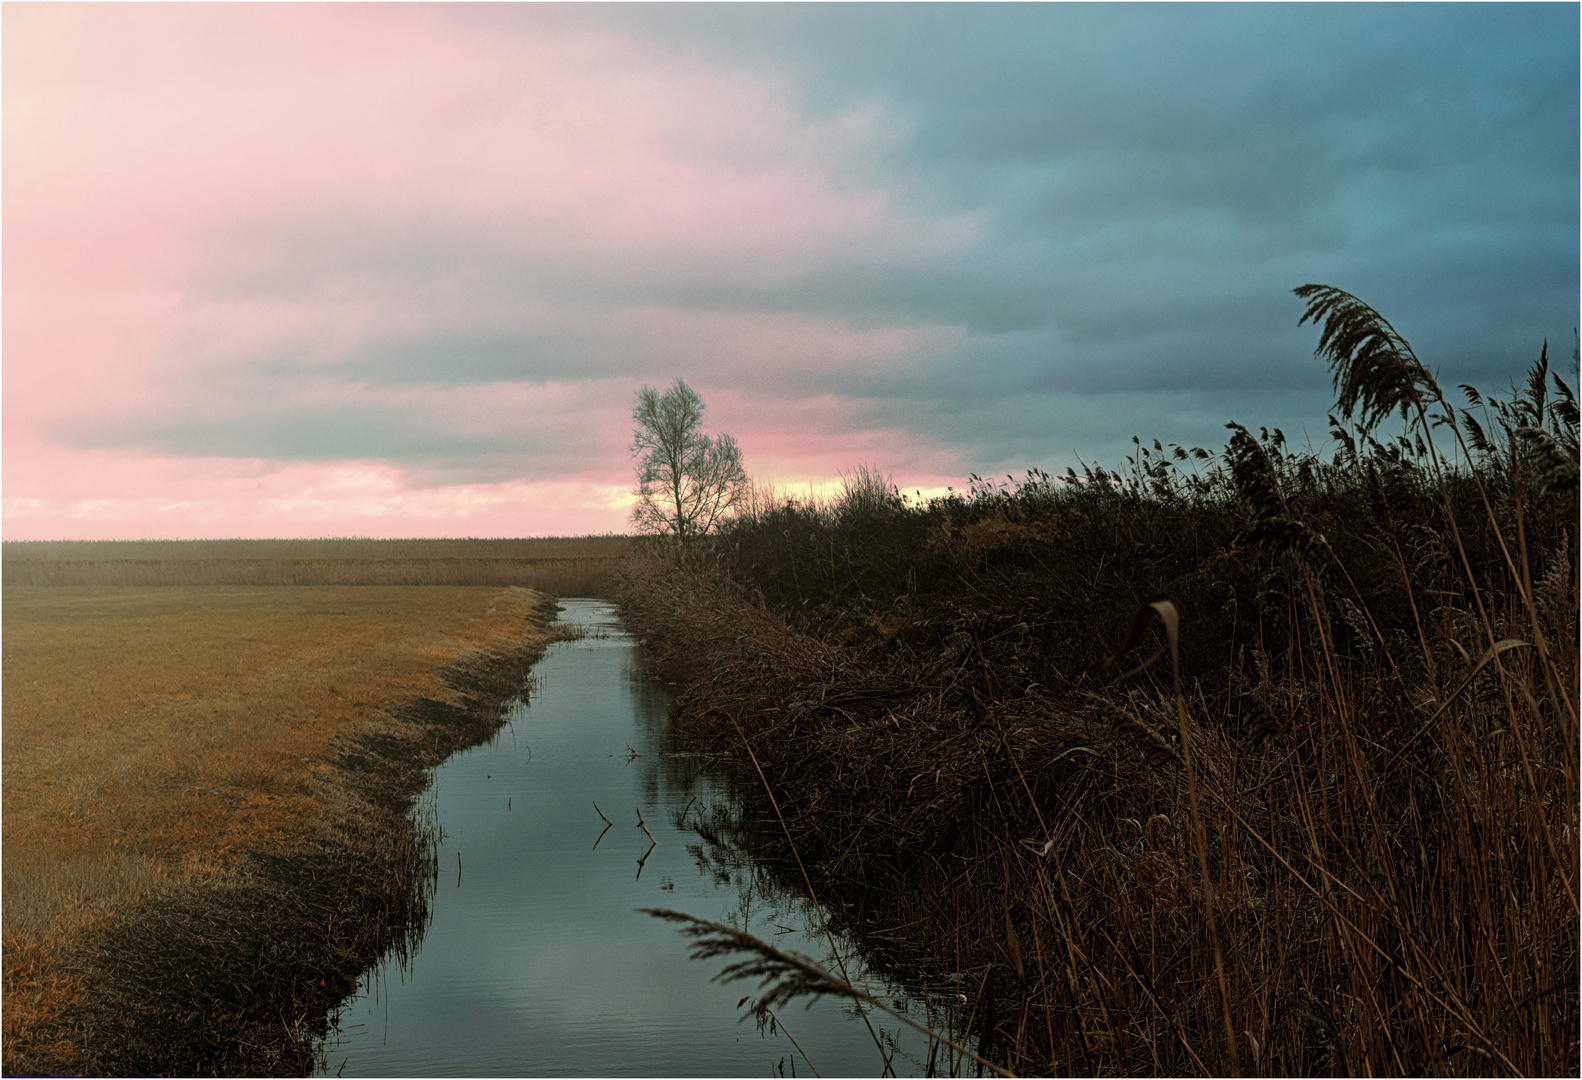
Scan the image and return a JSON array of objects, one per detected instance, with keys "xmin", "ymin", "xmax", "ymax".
[
  {"xmin": 617, "ymin": 291, "xmax": 1579, "ymax": 1075},
  {"xmin": 2, "ymin": 584, "xmax": 569, "ymax": 1075},
  {"xmin": 2, "ymin": 535, "xmax": 631, "ymax": 593}
]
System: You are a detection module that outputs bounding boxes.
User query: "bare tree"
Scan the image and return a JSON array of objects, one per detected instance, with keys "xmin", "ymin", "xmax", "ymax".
[{"xmin": 630, "ymin": 378, "xmax": 747, "ymax": 541}]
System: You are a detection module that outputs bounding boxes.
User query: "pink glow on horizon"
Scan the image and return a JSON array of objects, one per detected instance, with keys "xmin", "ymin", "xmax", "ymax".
[
  {"xmin": 1, "ymin": 441, "xmax": 636, "ymax": 541},
  {"xmin": 1, "ymin": 436, "xmax": 966, "ymax": 542}
]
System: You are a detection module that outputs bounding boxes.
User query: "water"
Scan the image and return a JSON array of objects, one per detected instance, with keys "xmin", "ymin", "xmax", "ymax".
[{"xmin": 322, "ymin": 600, "xmax": 945, "ymax": 1077}]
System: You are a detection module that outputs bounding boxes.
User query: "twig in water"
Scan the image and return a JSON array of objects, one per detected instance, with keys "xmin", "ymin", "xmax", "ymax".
[
  {"xmin": 592, "ymin": 801, "xmax": 614, "ymax": 850},
  {"xmin": 636, "ymin": 807, "xmax": 659, "ymax": 846},
  {"xmin": 634, "ymin": 807, "xmax": 660, "ymax": 879}
]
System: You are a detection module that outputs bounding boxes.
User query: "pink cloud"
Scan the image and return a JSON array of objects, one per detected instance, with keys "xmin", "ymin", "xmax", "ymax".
[
  {"xmin": 3, "ymin": 4, "xmax": 981, "ymax": 538},
  {"xmin": 5, "ymin": 3, "xmax": 952, "ymax": 285}
]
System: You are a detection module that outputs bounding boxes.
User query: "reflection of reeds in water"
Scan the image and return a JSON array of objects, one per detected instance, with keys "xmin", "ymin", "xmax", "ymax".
[
  {"xmin": 635, "ymin": 807, "xmax": 659, "ymax": 879},
  {"xmin": 592, "ymin": 801, "xmax": 615, "ymax": 851},
  {"xmin": 662, "ymin": 787, "xmax": 981, "ymax": 1075}
]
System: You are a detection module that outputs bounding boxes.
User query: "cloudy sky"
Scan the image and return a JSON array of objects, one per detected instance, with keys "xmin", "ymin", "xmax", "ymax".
[{"xmin": 4, "ymin": 2, "xmax": 1576, "ymax": 539}]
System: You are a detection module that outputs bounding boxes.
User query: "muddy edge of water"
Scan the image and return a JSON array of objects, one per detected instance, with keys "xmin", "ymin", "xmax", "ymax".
[{"xmin": 68, "ymin": 595, "xmax": 566, "ymax": 1078}]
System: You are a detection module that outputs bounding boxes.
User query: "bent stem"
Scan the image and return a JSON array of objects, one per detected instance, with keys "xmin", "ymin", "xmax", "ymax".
[{"xmin": 642, "ymin": 908, "xmax": 1015, "ymax": 1078}]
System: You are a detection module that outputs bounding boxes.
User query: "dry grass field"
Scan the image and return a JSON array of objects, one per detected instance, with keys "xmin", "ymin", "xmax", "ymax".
[
  {"xmin": 2, "ymin": 583, "xmax": 564, "ymax": 1072},
  {"xmin": 2, "ymin": 535, "xmax": 633, "ymax": 592}
]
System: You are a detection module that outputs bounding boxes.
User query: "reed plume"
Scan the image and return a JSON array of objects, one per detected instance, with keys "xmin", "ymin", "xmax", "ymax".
[
  {"xmin": 642, "ymin": 908, "xmax": 1014, "ymax": 1077},
  {"xmin": 1294, "ymin": 282, "xmax": 1442, "ymax": 432}
]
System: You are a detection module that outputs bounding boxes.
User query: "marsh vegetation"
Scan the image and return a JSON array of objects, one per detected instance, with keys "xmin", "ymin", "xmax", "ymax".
[
  {"xmin": 3, "ymin": 289, "xmax": 1573, "ymax": 1075},
  {"xmin": 617, "ymin": 290, "xmax": 1579, "ymax": 1075}
]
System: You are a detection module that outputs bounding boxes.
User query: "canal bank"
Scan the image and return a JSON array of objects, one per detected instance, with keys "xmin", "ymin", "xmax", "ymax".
[{"xmin": 5, "ymin": 587, "xmax": 567, "ymax": 1077}]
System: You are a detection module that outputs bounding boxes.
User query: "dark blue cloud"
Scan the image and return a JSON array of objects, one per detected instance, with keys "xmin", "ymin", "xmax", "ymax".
[
  {"xmin": 461, "ymin": 3, "xmax": 1577, "ymax": 378},
  {"xmin": 89, "ymin": 4, "xmax": 1581, "ymax": 482}
]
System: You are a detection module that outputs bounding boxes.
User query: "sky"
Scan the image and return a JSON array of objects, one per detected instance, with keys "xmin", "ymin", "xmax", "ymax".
[{"xmin": 3, "ymin": 2, "xmax": 1577, "ymax": 540}]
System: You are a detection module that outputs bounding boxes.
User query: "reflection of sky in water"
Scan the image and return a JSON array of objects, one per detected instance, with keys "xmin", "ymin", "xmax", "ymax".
[{"xmin": 323, "ymin": 600, "xmax": 940, "ymax": 1078}]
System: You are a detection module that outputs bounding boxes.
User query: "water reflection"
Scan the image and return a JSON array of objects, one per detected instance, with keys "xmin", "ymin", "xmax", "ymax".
[{"xmin": 321, "ymin": 600, "xmax": 946, "ymax": 1078}]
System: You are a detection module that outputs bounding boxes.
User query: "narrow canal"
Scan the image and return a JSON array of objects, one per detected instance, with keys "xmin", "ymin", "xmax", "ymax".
[{"xmin": 322, "ymin": 600, "xmax": 943, "ymax": 1077}]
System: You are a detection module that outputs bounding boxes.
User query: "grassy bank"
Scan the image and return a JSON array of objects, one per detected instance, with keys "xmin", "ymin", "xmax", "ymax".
[
  {"xmin": 2, "ymin": 584, "xmax": 572, "ymax": 1075},
  {"xmin": 2, "ymin": 536, "xmax": 632, "ymax": 594},
  {"xmin": 617, "ymin": 301, "xmax": 1578, "ymax": 1074}
]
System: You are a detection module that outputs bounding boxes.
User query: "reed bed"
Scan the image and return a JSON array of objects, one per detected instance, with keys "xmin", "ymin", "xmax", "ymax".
[{"xmin": 618, "ymin": 289, "xmax": 1578, "ymax": 1075}]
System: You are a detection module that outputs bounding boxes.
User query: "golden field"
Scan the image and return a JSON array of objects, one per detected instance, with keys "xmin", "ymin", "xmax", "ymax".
[
  {"xmin": 2, "ymin": 582, "xmax": 564, "ymax": 1071},
  {"xmin": 1, "ymin": 535, "xmax": 633, "ymax": 590}
]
